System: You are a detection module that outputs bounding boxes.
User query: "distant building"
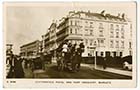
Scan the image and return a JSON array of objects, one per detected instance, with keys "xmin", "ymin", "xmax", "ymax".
[
  {"xmin": 42, "ymin": 22, "xmax": 57, "ymax": 53},
  {"xmin": 20, "ymin": 40, "xmax": 41, "ymax": 59},
  {"xmin": 42, "ymin": 10, "xmax": 132, "ymax": 57},
  {"xmin": 6, "ymin": 44, "xmax": 13, "ymax": 56}
]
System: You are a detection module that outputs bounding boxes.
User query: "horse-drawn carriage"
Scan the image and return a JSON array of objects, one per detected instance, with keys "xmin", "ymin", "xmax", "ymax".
[{"xmin": 56, "ymin": 42, "xmax": 85, "ymax": 72}]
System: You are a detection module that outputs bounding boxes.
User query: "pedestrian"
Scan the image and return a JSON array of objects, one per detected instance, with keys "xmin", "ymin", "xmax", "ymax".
[
  {"xmin": 103, "ymin": 57, "xmax": 107, "ymax": 69},
  {"xmin": 7, "ymin": 54, "xmax": 15, "ymax": 78},
  {"xmin": 24, "ymin": 59, "xmax": 27, "ymax": 69},
  {"xmin": 71, "ymin": 43, "xmax": 77, "ymax": 56},
  {"xmin": 71, "ymin": 43, "xmax": 78, "ymax": 72},
  {"xmin": 48, "ymin": 52, "xmax": 52, "ymax": 64},
  {"xmin": 67, "ymin": 41, "xmax": 72, "ymax": 61},
  {"xmin": 79, "ymin": 42, "xmax": 85, "ymax": 54},
  {"xmin": 6, "ymin": 56, "xmax": 11, "ymax": 77},
  {"xmin": 14, "ymin": 55, "xmax": 25, "ymax": 78},
  {"xmin": 67, "ymin": 41, "xmax": 72, "ymax": 70},
  {"xmin": 76, "ymin": 42, "xmax": 85, "ymax": 71}
]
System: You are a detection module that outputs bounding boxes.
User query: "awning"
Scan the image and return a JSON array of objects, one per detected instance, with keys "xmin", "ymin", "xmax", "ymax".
[
  {"xmin": 56, "ymin": 34, "xmax": 68, "ymax": 41},
  {"xmin": 65, "ymin": 36, "xmax": 83, "ymax": 40}
]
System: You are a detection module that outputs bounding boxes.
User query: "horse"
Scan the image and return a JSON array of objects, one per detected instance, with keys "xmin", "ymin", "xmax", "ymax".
[
  {"xmin": 56, "ymin": 52, "xmax": 65, "ymax": 71},
  {"xmin": 56, "ymin": 42, "xmax": 85, "ymax": 72},
  {"xmin": 56, "ymin": 45, "xmax": 72, "ymax": 71},
  {"xmin": 71, "ymin": 43, "xmax": 85, "ymax": 72}
]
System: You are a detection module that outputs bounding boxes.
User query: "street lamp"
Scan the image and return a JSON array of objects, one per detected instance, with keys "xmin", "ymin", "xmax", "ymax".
[
  {"xmin": 93, "ymin": 40, "xmax": 97, "ymax": 69},
  {"xmin": 94, "ymin": 48, "xmax": 97, "ymax": 69}
]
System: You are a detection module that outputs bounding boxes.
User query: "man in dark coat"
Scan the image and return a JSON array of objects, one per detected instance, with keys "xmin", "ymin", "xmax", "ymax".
[
  {"xmin": 76, "ymin": 42, "xmax": 85, "ymax": 71},
  {"xmin": 71, "ymin": 43, "xmax": 78, "ymax": 72},
  {"xmin": 7, "ymin": 54, "xmax": 15, "ymax": 78},
  {"xmin": 102, "ymin": 57, "xmax": 107, "ymax": 69},
  {"xmin": 14, "ymin": 55, "xmax": 25, "ymax": 78}
]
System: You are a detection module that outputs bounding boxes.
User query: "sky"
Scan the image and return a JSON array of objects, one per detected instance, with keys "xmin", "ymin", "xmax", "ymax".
[{"xmin": 5, "ymin": 2, "xmax": 136, "ymax": 54}]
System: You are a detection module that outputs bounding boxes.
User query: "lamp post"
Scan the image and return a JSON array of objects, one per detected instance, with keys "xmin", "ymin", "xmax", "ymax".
[
  {"xmin": 93, "ymin": 40, "xmax": 97, "ymax": 69},
  {"xmin": 94, "ymin": 48, "xmax": 97, "ymax": 69},
  {"xmin": 54, "ymin": 23, "xmax": 58, "ymax": 61}
]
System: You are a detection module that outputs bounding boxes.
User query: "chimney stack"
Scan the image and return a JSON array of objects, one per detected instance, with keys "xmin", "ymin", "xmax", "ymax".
[
  {"xmin": 118, "ymin": 13, "xmax": 120, "ymax": 18},
  {"xmin": 101, "ymin": 10, "xmax": 105, "ymax": 16}
]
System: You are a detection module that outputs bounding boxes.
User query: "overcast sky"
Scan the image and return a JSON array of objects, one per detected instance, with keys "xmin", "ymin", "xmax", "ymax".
[{"xmin": 5, "ymin": 2, "xmax": 136, "ymax": 54}]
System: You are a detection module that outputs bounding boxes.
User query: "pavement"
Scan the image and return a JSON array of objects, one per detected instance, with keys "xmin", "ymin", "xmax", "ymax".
[
  {"xmin": 52, "ymin": 60, "xmax": 132, "ymax": 77},
  {"xmin": 27, "ymin": 65, "xmax": 131, "ymax": 79},
  {"xmin": 81, "ymin": 63, "xmax": 132, "ymax": 77},
  {"xmin": 24, "ymin": 68, "xmax": 33, "ymax": 78},
  {"xmin": 23, "ymin": 60, "xmax": 132, "ymax": 78}
]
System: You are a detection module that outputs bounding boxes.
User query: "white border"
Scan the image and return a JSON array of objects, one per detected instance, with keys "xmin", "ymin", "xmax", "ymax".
[{"xmin": 0, "ymin": 0, "xmax": 139, "ymax": 90}]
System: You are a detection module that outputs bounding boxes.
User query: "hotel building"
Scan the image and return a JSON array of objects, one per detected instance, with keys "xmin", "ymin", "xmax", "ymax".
[
  {"xmin": 42, "ymin": 10, "xmax": 132, "ymax": 57},
  {"xmin": 20, "ymin": 40, "xmax": 41, "ymax": 58}
]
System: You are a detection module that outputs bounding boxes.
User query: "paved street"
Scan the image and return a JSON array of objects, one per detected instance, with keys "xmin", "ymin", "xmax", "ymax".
[{"xmin": 24, "ymin": 62, "xmax": 132, "ymax": 79}]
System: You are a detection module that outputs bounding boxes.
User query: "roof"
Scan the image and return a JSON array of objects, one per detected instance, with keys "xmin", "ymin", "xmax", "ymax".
[
  {"xmin": 20, "ymin": 40, "xmax": 40, "ymax": 48},
  {"xmin": 69, "ymin": 11, "xmax": 127, "ymax": 22},
  {"xmin": 54, "ymin": 11, "xmax": 129, "ymax": 31}
]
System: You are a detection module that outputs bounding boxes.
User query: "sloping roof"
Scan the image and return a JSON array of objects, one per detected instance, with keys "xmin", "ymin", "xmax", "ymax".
[
  {"xmin": 70, "ymin": 11, "xmax": 126, "ymax": 22},
  {"xmin": 20, "ymin": 40, "xmax": 40, "ymax": 48}
]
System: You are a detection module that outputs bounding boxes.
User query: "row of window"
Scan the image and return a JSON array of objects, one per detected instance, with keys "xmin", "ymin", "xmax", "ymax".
[
  {"xmin": 85, "ymin": 29, "xmax": 94, "ymax": 35},
  {"xmin": 70, "ymin": 20, "xmax": 80, "ymax": 26},
  {"xmin": 85, "ymin": 29, "xmax": 124, "ymax": 38},
  {"xmin": 69, "ymin": 30, "xmax": 124, "ymax": 39},
  {"xmin": 70, "ymin": 20, "xmax": 124, "ymax": 30},
  {"xmin": 85, "ymin": 39, "xmax": 104, "ymax": 47},
  {"xmin": 69, "ymin": 28, "xmax": 102, "ymax": 37},
  {"xmin": 88, "ymin": 51, "xmax": 123, "ymax": 57},
  {"xmin": 70, "ymin": 20, "xmax": 94, "ymax": 28},
  {"xmin": 69, "ymin": 28, "xmax": 124, "ymax": 38},
  {"xmin": 98, "ymin": 23, "xmax": 125, "ymax": 31},
  {"xmin": 70, "ymin": 20, "xmax": 125, "ymax": 30},
  {"xmin": 110, "ymin": 40, "xmax": 125, "ymax": 48},
  {"xmin": 85, "ymin": 22, "xmax": 125, "ymax": 31},
  {"xmin": 85, "ymin": 39, "xmax": 94, "ymax": 46},
  {"xmin": 70, "ymin": 28, "xmax": 80, "ymax": 34},
  {"xmin": 110, "ymin": 24, "xmax": 125, "ymax": 31},
  {"xmin": 110, "ymin": 31, "xmax": 124, "ymax": 38},
  {"xmin": 84, "ymin": 39, "xmax": 125, "ymax": 48},
  {"xmin": 95, "ymin": 51, "xmax": 123, "ymax": 57},
  {"xmin": 110, "ymin": 40, "xmax": 132, "ymax": 48},
  {"xmin": 85, "ymin": 21, "xmax": 94, "ymax": 28},
  {"xmin": 98, "ymin": 29, "xmax": 124, "ymax": 38}
]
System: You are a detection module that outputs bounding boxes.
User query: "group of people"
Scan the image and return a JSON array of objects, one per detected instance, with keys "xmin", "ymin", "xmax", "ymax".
[
  {"xmin": 6, "ymin": 51, "xmax": 52, "ymax": 78},
  {"xmin": 6, "ymin": 40, "xmax": 85, "ymax": 78},
  {"xmin": 6, "ymin": 54, "xmax": 25, "ymax": 78},
  {"xmin": 56, "ymin": 40, "xmax": 85, "ymax": 72}
]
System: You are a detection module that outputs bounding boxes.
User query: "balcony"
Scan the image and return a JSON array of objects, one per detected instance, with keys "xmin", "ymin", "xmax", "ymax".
[
  {"xmin": 56, "ymin": 33, "xmax": 68, "ymax": 42},
  {"xmin": 57, "ymin": 26, "xmax": 68, "ymax": 36},
  {"xmin": 65, "ymin": 34, "xmax": 83, "ymax": 40}
]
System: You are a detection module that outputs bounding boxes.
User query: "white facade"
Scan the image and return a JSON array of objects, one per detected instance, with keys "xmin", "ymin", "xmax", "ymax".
[
  {"xmin": 42, "ymin": 22, "xmax": 58, "ymax": 53},
  {"xmin": 42, "ymin": 11, "xmax": 132, "ymax": 57}
]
